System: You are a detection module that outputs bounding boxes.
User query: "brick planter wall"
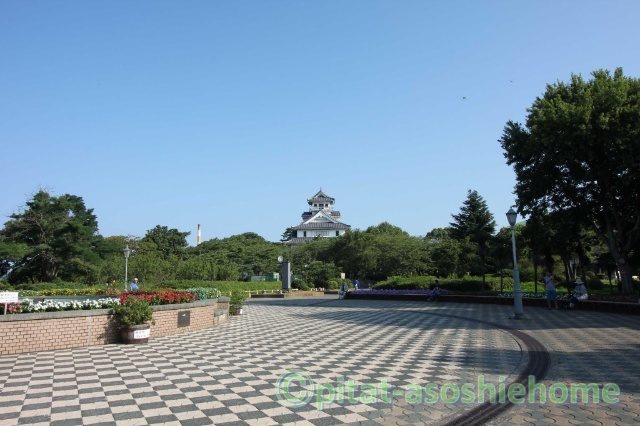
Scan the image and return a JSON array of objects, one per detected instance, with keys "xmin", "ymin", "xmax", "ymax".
[
  {"xmin": 0, "ymin": 312, "xmax": 120, "ymax": 355},
  {"xmin": 0, "ymin": 298, "xmax": 229, "ymax": 355},
  {"xmin": 150, "ymin": 299, "xmax": 229, "ymax": 337}
]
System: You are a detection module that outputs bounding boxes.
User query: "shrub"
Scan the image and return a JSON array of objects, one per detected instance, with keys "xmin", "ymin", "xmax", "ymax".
[
  {"xmin": 292, "ymin": 279, "xmax": 310, "ymax": 290},
  {"xmin": 185, "ymin": 287, "xmax": 221, "ymax": 300},
  {"xmin": 325, "ymin": 280, "xmax": 340, "ymax": 290},
  {"xmin": 5, "ymin": 281, "xmax": 98, "ymax": 291},
  {"xmin": 160, "ymin": 280, "xmax": 280, "ymax": 293},
  {"xmin": 443, "ymin": 279, "xmax": 485, "ymax": 292},
  {"xmin": 373, "ymin": 276, "xmax": 433, "ymax": 290},
  {"xmin": 40, "ymin": 288, "xmax": 100, "ymax": 296},
  {"xmin": 372, "ymin": 276, "xmax": 511, "ymax": 293},
  {"xmin": 6, "ymin": 280, "xmax": 282, "ymax": 295},
  {"xmin": 229, "ymin": 289, "xmax": 248, "ymax": 315},
  {"xmin": 586, "ymin": 278, "xmax": 603, "ymax": 290},
  {"xmin": 158, "ymin": 280, "xmax": 232, "ymax": 290},
  {"xmin": 113, "ymin": 298, "xmax": 154, "ymax": 328}
]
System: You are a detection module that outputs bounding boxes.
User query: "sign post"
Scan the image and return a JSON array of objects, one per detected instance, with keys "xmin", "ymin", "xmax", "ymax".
[{"xmin": 0, "ymin": 292, "xmax": 19, "ymax": 315}]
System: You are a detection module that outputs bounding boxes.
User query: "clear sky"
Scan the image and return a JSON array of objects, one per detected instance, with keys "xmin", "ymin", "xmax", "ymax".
[{"xmin": 2, "ymin": 1, "xmax": 639, "ymax": 245}]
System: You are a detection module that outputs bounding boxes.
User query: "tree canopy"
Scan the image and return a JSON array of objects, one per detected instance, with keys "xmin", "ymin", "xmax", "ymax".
[
  {"xmin": 0, "ymin": 191, "xmax": 101, "ymax": 283},
  {"xmin": 449, "ymin": 190, "xmax": 497, "ymax": 280},
  {"xmin": 1, "ymin": 185, "xmax": 634, "ymax": 288},
  {"xmin": 500, "ymin": 68, "xmax": 640, "ymax": 293},
  {"xmin": 142, "ymin": 225, "xmax": 190, "ymax": 259}
]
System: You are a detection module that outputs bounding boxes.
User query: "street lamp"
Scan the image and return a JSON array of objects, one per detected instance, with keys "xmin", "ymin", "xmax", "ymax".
[
  {"xmin": 506, "ymin": 208, "xmax": 524, "ymax": 319},
  {"xmin": 123, "ymin": 245, "xmax": 131, "ymax": 291},
  {"xmin": 278, "ymin": 255, "xmax": 291, "ymax": 291}
]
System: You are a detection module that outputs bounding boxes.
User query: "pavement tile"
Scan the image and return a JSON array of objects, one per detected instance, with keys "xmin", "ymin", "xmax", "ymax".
[{"xmin": 1, "ymin": 296, "xmax": 640, "ymax": 425}]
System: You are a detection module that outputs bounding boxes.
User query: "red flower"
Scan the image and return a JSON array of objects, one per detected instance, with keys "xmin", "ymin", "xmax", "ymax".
[{"xmin": 118, "ymin": 290, "xmax": 194, "ymax": 306}]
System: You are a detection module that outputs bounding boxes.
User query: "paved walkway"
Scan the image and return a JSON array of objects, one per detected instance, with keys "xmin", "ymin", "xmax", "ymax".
[{"xmin": 1, "ymin": 296, "xmax": 639, "ymax": 425}]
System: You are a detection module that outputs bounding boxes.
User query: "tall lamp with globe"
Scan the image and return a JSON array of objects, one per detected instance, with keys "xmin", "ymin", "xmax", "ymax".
[
  {"xmin": 123, "ymin": 245, "xmax": 131, "ymax": 292},
  {"xmin": 506, "ymin": 208, "xmax": 524, "ymax": 319}
]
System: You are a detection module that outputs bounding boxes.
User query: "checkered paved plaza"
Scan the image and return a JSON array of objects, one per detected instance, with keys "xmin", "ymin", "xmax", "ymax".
[{"xmin": 1, "ymin": 296, "xmax": 639, "ymax": 425}]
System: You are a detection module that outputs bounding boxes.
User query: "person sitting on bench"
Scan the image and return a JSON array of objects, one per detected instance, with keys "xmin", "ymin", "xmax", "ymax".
[{"xmin": 567, "ymin": 278, "xmax": 588, "ymax": 309}]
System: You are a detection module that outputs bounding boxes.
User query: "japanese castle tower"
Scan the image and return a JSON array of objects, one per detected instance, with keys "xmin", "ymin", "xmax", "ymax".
[{"xmin": 286, "ymin": 189, "xmax": 351, "ymax": 245}]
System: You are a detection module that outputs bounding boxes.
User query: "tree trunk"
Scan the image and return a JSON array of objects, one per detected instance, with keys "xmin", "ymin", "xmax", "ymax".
[
  {"xmin": 561, "ymin": 258, "xmax": 570, "ymax": 284},
  {"xmin": 599, "ymin": 215, "xmax": 636, "ymax": 294},
  {"xmin": 532, "ymin": 255, "xmax": 539, "ymax": 294},
  {"xmin": 617, "ymin": 259, "xmax": 634, "ymax": 294},
  {"xmin": 606, "ymin": 263, "xmax": 614, "ymax": 294}
]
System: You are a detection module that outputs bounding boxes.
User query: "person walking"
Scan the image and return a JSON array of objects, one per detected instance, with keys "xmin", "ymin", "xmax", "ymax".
[{"xmin": 544, "ymin": 272, "xmax": 559, "ymax": 310}]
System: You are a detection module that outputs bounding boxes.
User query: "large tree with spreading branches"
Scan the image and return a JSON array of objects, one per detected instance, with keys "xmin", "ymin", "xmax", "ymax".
[
  {"xmin": 0, "ymin": 191, "xmax": 102, "ymax": 283},
  {"xmin": 500, "ymin": 68, "xmax": 640, "ymax": 293}
]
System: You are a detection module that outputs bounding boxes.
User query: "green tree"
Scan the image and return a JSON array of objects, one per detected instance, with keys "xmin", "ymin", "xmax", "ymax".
[
  {"xmin": 0, "ymin": 240, "xmax": 21, "ymax": 277},
  {"xmin": 142, "ymin": 225, "xmax": 190, "ymax": 259},
  {"xmin": 449, "ymin": 190, "xmax": 497, "ymax": 281},
  {"xmin": 305, "ymin": 260, "xmax": 339, "ymax": 287},
  {"xmin": 424, "ymin": 228, "xmax": 451, "ymax": 244},
  {"xmin": 500, "ymin": 68, "xmax": 640, "ymax": 293},
  {"xmin": 365, "ymin": 222, "xmax": 407, "ymax": 237},
  {"xmin": 426, "ymin": 237, "xmax": 461, "ymax": 278},
  {"xmin": 188, "ymin": 232, "xmax": 282, "ymax": 280},
  {"xmin": 364, "ymin": 223, "xmax": 425, "ymax": 279},
  {"xmin": 519, "ymin": 215, "xmax": 550, "ymax": 293},
  {"xmin": 0, "ymin": 191, "xmax": 101, "ymax": 283},
  {"xmin": 280, "ymin": 227, "xmax": 294, "ymax": 242},
  {"xmin": 489, "ymin": 227, "xmax": 514, "ymax": 291},
  {"xmin": 331, "ymin": 229, "xmax": 378, "ymax": 279}
]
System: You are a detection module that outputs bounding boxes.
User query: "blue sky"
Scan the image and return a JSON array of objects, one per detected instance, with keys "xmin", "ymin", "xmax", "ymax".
[{"xmin": 2, "ymin": 1, "xmax": 639, "ymax": 245}]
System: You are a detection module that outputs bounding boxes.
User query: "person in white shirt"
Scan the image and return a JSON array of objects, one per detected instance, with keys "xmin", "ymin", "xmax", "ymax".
[
  {"xmin": 567, "ymin": 278, "xmax": 588, "ymax": 309},
  {"xmin": 544, "ymin": 271, "xmax": 559, "ymax": 310}
]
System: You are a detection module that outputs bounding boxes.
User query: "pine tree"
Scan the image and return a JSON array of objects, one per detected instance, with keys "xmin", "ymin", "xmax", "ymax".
[
  {"xmin": 449, "ymin": 190, "xmax": 496, "ymax": 281},
  {"xmin": 1, "ymin": 191, "xmax": 101, "ymax": 283}
]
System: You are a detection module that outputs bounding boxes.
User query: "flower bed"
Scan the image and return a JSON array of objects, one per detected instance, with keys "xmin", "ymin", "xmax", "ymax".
[
  {"xmin": 584, "ymin": 294, "xmax": 639, "ymax": 303},
  {"xmin": 498, "ymin": 292, "xmax": 639, "ymax": 303},
  {"xmin": 3, "ymin": 290, "xmax": 196, "ymax": 316},
  {"xmin": 119, "ymin": 291, "xmax": 195, "ymax": 305},
  {"xmin": 498, "ymin": 292, "xmax": 565, "ymax": 299},
  {"xmin": 351, "ymin": 289, "xmax": 450, "ymax": 296},
  {"xmin": 5, "ymin": 298, "xmax": 120, "ymax": 314}
]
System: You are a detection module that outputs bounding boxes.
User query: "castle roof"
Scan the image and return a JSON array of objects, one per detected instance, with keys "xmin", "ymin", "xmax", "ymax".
[
  {"xmin": 291, "ymin": 222, "xmax": 350, "ymax": 230},
  {"xmin": 307, "ymin": 189, "xmax": 335, "ymax": 204}
]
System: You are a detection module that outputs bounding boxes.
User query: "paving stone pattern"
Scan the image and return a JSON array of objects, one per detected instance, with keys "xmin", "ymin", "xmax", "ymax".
[{"xmin": 0, "ymin": 296, "xmax": 639, "ymax": 425}]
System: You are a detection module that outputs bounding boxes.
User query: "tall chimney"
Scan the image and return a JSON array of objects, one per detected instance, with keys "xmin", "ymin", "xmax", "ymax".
[{"xmin": 197, "ymin": 224, "xmax": 202, "ymax": 245}]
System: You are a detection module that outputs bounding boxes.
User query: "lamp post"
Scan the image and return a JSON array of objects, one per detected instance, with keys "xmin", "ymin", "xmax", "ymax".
[
  {"xmin": 506, "ymin": 208, "xmax": 524, "ymax": 319},
  {"xmin": 123, "ymin": 245, "xmax": 131, "ymax": 292}
]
